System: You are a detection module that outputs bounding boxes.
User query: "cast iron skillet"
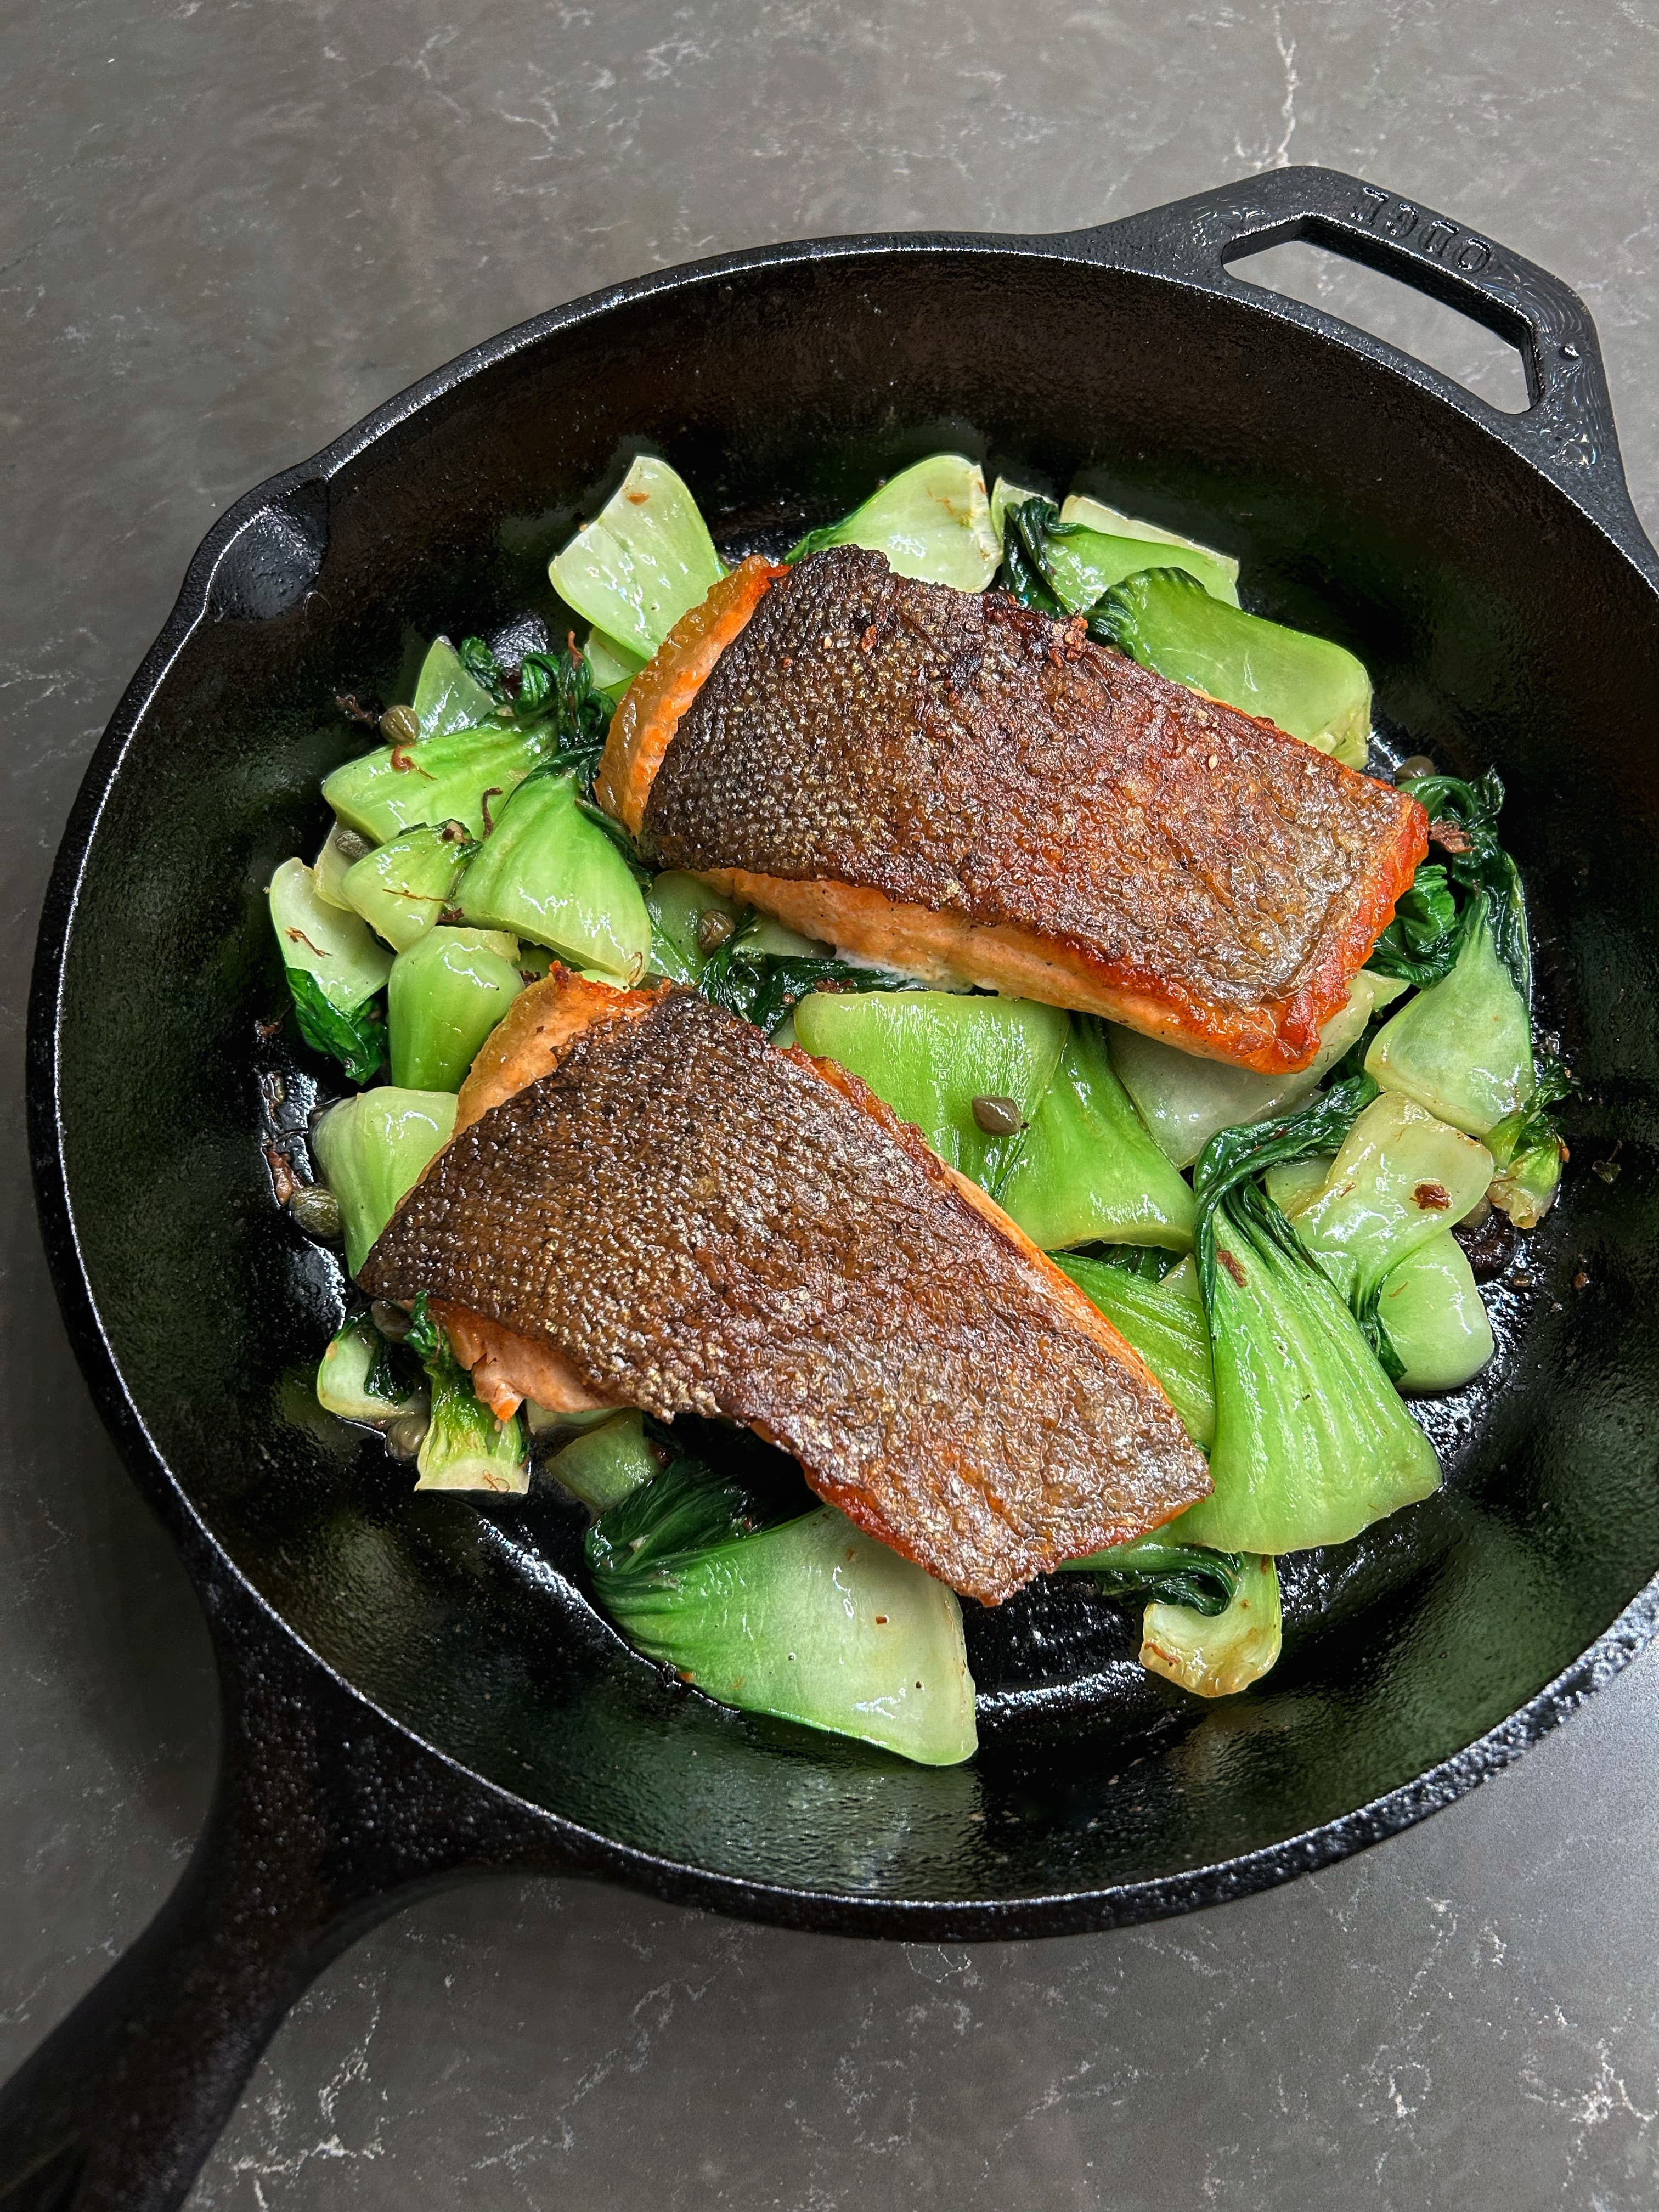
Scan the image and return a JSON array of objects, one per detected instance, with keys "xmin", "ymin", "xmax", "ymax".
[{"xmin": 7, "ymin": 165, "xmax": 1659, "ymax": 2211}]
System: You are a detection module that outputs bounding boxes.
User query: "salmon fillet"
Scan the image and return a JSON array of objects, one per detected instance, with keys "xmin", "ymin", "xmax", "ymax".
[
  {"xmin": 360, "ymin": 977, "xmax": 1209, "ymax": 1603},
  {"xmin": 602, "ymin": 546, "xmax": 1426, "ymax": 1074}
]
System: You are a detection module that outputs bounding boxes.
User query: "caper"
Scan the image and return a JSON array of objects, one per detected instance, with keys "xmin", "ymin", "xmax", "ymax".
[
  {"xmin": 287, "ymin": 1182, "xmax": 342, "ymax": 1241},
  {"xmin": 370, "ymin": 1298, "xmax": 413, "ymax": 1341},
  {"xmin": 383, "ymin": 1410, "xmax": 429, "ymax": 1461},
  {"xmin": 332, "ymin": 826, "xmax": 371, "ymax": 865},
  {"xmin": 971, "ymin": 1094, "xmax": 1024, "ymax": 1136},
  {"xmin": 379, "ymin": 703, "xmax": 421, "ymax": 747},
  {"xmin": 696, "ymin": 909, "xmax": 735, "ymax": 955},
  {"xmin": 1395, "ymin": 754, "xmax": 1436, "ymax": 783}
]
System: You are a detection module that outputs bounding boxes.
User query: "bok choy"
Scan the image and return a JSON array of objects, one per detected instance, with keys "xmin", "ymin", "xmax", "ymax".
[
  {"xmin": 268, "ymin": 856, "xmax": 392, "ymax": 1082},
  {"xmin": 456, "ymin": 768, "xmax": 652, "ymax": 981},
  {"xmin": 549, "ymin": 456, "xmax": 725, "ymax": 663},
  {"xmin": 312, "ymin": 1086, "xmax": 459, "ymax": 1276},
  {"xmin": 406, "ymin": 1296, "xmax": 527, "ymax": 1494},
  {"xmin": 387, "ymin": 926, "xmax": 525, "ymax": 1092},
  {"xmin": 1059, "ymin": 493, "xmax": 1240, "ymax": 590},
  {"xmin": 1375, "ymin": 1233, "xmax": 1496, "ymax": 1393},
  {"xmin": 341, "ymin": 821, "xmax": 476, "ymax": 952},
  {"xmin": 587, "ymin": 1453, "xmax": 977, "ymax": 1765},
  {"xmin": 1173, "ymin": 1077, "xmax": 1442, "ymax": 1553},
  {"xmin": 316, "ymin": 1313, "xmax": 424, "ymax": 1425},
  {"xmin": 787, "ymin": 455, "xmax": 1001, "ymax": 591},
  {"xmin": 1141, "ymin": 1553, "xmax": 1282, "ymax": 1698}
]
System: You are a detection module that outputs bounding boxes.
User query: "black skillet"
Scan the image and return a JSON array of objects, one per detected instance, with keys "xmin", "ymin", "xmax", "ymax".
[{"xmin": 8, "ymin": 165, "xmax": 1659, "ymax": 2212}]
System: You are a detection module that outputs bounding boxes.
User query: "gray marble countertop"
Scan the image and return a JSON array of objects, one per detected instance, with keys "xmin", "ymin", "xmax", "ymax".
[{"xmin": 4, "ymin": 3, "xmax": 1658, "ymax": 2205}]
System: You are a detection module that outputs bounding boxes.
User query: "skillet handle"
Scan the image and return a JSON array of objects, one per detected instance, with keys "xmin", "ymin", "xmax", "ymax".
[
  {"xmin": 0, "ymin": 1572, "xmax": 569, "ymax": 2212},
  {"xmin": 1088, "ymin": 165, "xmax": 1655, "ymax": 571}
]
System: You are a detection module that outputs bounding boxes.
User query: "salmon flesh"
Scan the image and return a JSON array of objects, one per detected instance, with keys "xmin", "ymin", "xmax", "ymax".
[
  {"xmin": 360, "ymin": 977, "xmax": 1209, "ymax": 1603},
  {"xmin": 601, "ymin": 547, "xmax": 1427, "ymax": 1074}
]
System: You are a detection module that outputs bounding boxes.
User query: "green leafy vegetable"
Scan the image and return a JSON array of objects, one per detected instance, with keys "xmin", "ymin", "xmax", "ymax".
[
  {"xmin": 791, "ymin": 988, "xmax": 1067, "ymax": 1192},
  {"xmin": 387, "ymin": 926, "xmax": 525, "ymax": 1092},
  {"xmin": 1088, "ymin": 567, "xmax": 1372, "ymax": 768},
  {"xmin": 997, "ymin": 1017, "xmax": 1196, "ymax": 1250},
  {"xmin": 698, "ymin": 916, "xmax": 911, "ymax": 1036},
  {"xmin": 787, "ymin": 454, "xmax": 1001, "ymax": 590},
  {"xmin": 405, "ymin": 1295, "xmax": 527, "ymax": 1493},
  {"xmin": 1000, "ymin": 495, "xmax": 1238, "ymax": 613},
  {"xmin": 413, "ymin": 636, "xmax": 504, "ymax": 739},
  {"xmin": 1059, "ymin": 492, "xmax": 1240, "ymax": 590},
  {"xmin": 1365, "ymin": 861, "xmax": 1462, "ymax": 988},
  {"xmin": 989, "ymin": 475, "xmax": 1046, "ymax": 544},
  {"xmin": 323, "ymin": 721, "xmax": 558, "ymax": 846},
  {"xmin": 1289, "ymin": 1089, "xmax": 1494, "ymax": 1313},
  {"xmin": 549, "ymin": 456, "xmax": 725, "ymax": 662},
  {"xmin": 1053, "ymin": 1252, "xmax": 1215, "ymax": 1451},
  {"xmin": 583, "ymin": 630, "xmax": 648, "ymax": 703},
  {"xmin": 312, "ymin": 1087, "xmax": 459, "ymax": 1276},
  {"xmin": 1365, "ymin": 902, "xmax": 1534, "ymax": 1137},
  {"xmin": 312, "ymin": 820, "xmax": 366, "ymax": 911},
  {"xmin": 1375, "ymin": 1232, "xmax": 1496, "ymax": 1393},
  {"xmin": 341, "ymin": 822, "xmax": 476, "ymax": 952},
  {"xmin": 1107, "ymin": 973, "xmax": 1406, "ymax": 1170},
  {"xmin": 588, "ymin": 1454, "xmax": 977, "ymax": 1765},
  {"xmin": 1141, "ymin": 1553, "xmax": 1282, "ymax": 1697},
  {"xmin": 268, "ymin": 856, "xmax": 393, "ymax": 1080},
  {"xmin": 645, "ymin": 870, "xmax": 744, "ymax": 983},
  {"xmin": 1485, "ymin": 1048, "xmax": 1570, "ymax": 1229},
  {"xmin": 456, "ymin": 768, "xmax": 652, "ymax": 981},
  {"xmin": 1058, "ymin": 1528, "xmax": 1241, "ymax": 1615},
  {"xmin": 315, "ymin": 1313, "xmax": 424, "ymax": 1424},
  {"xmin": 1400, "ymin": 770, "xmax": 1530, "ymax": 995},
  {"xmin": 1173, "ymin": 1077, "xmax": 1443, "ymax": 1553},
  {"xmin": 545, "ymin": 1409, "xmax": 662, "ymax": 1515}
]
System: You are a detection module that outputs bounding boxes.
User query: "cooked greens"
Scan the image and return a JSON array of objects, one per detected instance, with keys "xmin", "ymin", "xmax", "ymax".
[
  {"xmin": 1486, "ymin": 1052, "xmax": 1571, "ymax": 1228},
  {"xmin": 549, "ymin": 456, "xmax": 725, "ymax": 662},
  {"xmin": 412, "ymin": 636, "xmax": 503, "ymax": 740},
  {"xmin": 312, "ymin": 1086, "xmax": 459, "ymax": 1276},
  {"xmin": 1365, "ymin": 903, "xmax": 1534, "ymax": 1137},
  {"xmin": 697, "ymin": 915, "xmax": 911, "ymax": 1036},
  {"xmin": 1141, "ymin": 1553, "xmax": 1282, "ymax": 1698},
  {"xmin": 788, "ymin": 454, "xmax": 1001, "ymax": 591},
  {"xmin": 588, "ymin": 1453, "xmax": 977, "ymax": 1764},
  {"xmin": 315, "ymin": 1313, "xmax": 424, "ymax": 1425},
  {"xmin": 1059, "ymin": 1528, "xmax": 1239, "ymax": 1612},
  {"xmin": 545, "ymin": 1409, "xmax": 662, "ymax": 1514},
  {"xmin": 1001, "ymin": 494, "xmax": 1239, "ymax": 612},
  {"xmin": 1108, "ymin": 973, "xmax": 1406, "ymax": 1170},
  {"xmin": 1060, "ymin": 493, "xmax": 1240, "ymax": 590},
  {"xmin": 387, "ymin": 926, "xmax": 525, "ymax": 1092},
  {"xmin": 456, "ymin": 768, "xmax": 652, "ymax": 981},
  {"xmin": 406, "ymin": 1295, "xmax": 528, "ymax": 1494},
  {"xmin": 1174, "ymin": 1079, "xmax": 1443, "ymax": 1553},
  {"xmin": 1088, "ymin": 567, "xmax": 1372, "ymax": 768},
  {"xmin": 341, "ymin": 822, "xmax": 476, "ymax": 952},
  {"xmin": 324, "ymin": 720, "xmax": 555, "ymax": 847},
  {"xmin": 1375, "ymin": 1232, "xmax": 1496, "ymax": 1393},
  {"xmin": 268, "ymin": 856, "xmax": 393, "ymax": 1082},
  {"xmin": 792, "ymin": 989, "xmax": 1067, "ymax": 1192},
  {"xmin": 997, "ymin": 1018, "xmax": 1196, "ymax": 1251}
]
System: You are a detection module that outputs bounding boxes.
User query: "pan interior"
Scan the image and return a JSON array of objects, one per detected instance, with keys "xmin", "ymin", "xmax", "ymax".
[{"xmin": 50, "ymin": 247, "xmax": 1659, "ymax": 1907}]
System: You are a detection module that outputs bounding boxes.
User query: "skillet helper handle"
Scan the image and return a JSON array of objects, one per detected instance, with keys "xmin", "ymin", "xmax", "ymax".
[
  {"xmin": 0, "ymin": 1578, "xmax": 566, "ymax": 2212},
  {"xmin": 1093, "ymin": 165, "xmax": 1650, "ymax": 563}
]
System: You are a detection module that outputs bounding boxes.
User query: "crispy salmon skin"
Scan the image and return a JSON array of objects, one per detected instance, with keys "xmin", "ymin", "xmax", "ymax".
[
  {"xmin": 360, "ymin": 984, "xmax": 1209, "ymax": 1603},
  {"xmin": 614, "ymin": 546, "xmax": 1426, "ymax": 1073}
]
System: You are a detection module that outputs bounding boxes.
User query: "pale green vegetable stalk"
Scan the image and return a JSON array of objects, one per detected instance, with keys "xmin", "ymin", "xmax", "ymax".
[
  {"xmin": 312, "ymin": 1087, "xmax": 459, "ymax": 1276},
  {"xmin": 341, "ymin": 822, "xmax": 476, "ymax": 951},
  {"xmin": 588, "ymin": 1458, "xmax": 977, "ymax": 1767},
  {"xmin": 1053, "ymin": 1253, "xmax": 1215, "ymax": 1450},
  {"xmin": 1091, "ymin": 568, "xmax": 1372, "ymax": 768},
  {"xmin": 645, "ymin": 870, "xmax": 743, "ymax": 984},
  {"xmin": 1141, "ymin": 1554, "xmax": 1282, "ymax": 1698},
  {"xmin": 312, "ymin": 821, "xmax": 365, "ymax": 911},
  {"xmin": 997, "ymin": 1018, "xmax": 1195, "ymax": 1252},
  {"xmin": 412, "ymin": 636, "xmax": 503, "ymax": 738},
  {"xmin": 1175, "ymin": 1077, "xmax": 1442, "ymax": 1554},
  {"xmin": 1042, "ymin": 523, "xmax": 1240, "ymax": 613},
  {"xmin": 990, "ymin": 476, "xmax": 1046, "ymax": 543},
  {"xmin": 1107, "ymin": 972, "xmax": 1406, "ymax": 1170},
  {"xmin": 787, "ymin": 455, "xmax": 1001, "ymax": 591},
  {"xmin": 268, "ymin": 856, "xmax": 393, "ymax": 1082},
  {"xmin": 1365, "ymin": 904, "xmax": 1534, "ymax": 1137},
  {"xmin": 315, "ymin": 1314, "xmax": 424, "ymax": 1424},
  {"xmin": 1375, "ymin": 1232, "xmax": 1496, "ymax": 1393},
  {"xmin": 388, "ymin": 926, "xmax": 525, "ymax": 1092},
  {"xmin": 457, "ymin": 768, "xmax": 652, "ymax": 981},
  {"xmin": 546, "ymin": 1409, "xmax": 661, "ymax": 1515},
  {"xmin": 1060, "ymin": 493, "xmax": 1240, "ymax": 591},
  {"xmin": 323, "ymin": 721, "xmax": 555, "ymax": 847},
  {"xmin": 549, "ymin": 457, "xmax": 725, "ymax": 663},
  {"xmin": 583, "ymin": 630, "xmax": 648, "ymax": 702},
  {"xmin": 792, "ymin": 989, "xmax": 1067, "ymax": 1193},
  {"xmin": 406, "ymin": 1297, "xmax": 527, "ymax": 1494},
  {"xmin": 1289, "ymin": 1090, "xmax": 1494, "ymax": 1311}
]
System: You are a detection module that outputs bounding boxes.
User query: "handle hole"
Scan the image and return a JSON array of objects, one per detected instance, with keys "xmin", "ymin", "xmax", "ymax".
[{"xmin": 1226, "ymin": 238, "xmax": 1532, "ymax": 415}]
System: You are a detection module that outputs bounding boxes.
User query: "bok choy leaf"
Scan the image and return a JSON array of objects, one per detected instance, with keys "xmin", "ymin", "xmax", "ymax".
[
  {"xmin": 549, "ymin": 457, "xmax": 725, "ymax": 663},
  {"xmin": 406, "ymin": 1295, "xmax": 527, "ymax": 1493},
  {"xmin": 268, "ymin": 856, "xmax": 393, "ymax": 1082},
  {"xmin": 1141, "ymin": 1553, "xmax": 1282, "ymax": 1697},
  {"xmin": 788, "ymin": 455, "xmax": 1001, "ymax": 591},
  {"xmin": 1374, "ymin": 1232, "xmax": 1496, "ymax": 1393},
  {"xmin": 312, "ymin": 1087, "xmax": 459, "ymax": 1276}
]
